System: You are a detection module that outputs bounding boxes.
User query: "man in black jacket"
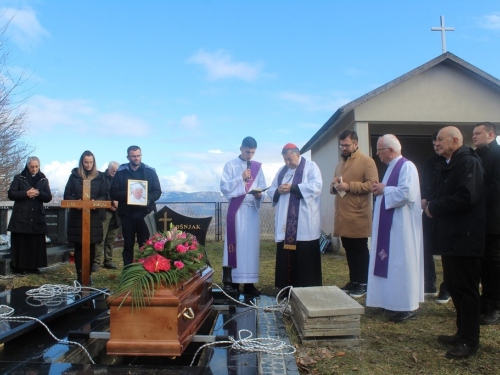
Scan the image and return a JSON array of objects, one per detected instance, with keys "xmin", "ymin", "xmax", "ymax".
[
  {"xmin": 110, "ymin": 146, "xmax": 162, "ymax": 266},
  {"xmin": 425, "ymin": 126, "xmax": 485, "ymax": 359},
  {"xmin": 472, "ymin": 122, "xmax": 500, "ymax": 325}
]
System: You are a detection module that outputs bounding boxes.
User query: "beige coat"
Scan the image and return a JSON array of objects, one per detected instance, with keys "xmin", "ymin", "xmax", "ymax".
[{"xmin": 330, "ymin": 149, "xmax": 378, "ymax": 238}]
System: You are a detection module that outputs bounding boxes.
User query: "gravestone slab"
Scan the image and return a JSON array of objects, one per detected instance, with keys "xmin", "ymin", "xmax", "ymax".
[{"xmin": 291, "ymin": 286, "xmax": 364, "ymax": 318}]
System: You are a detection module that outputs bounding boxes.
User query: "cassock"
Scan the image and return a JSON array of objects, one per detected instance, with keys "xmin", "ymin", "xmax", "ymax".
[
  {"xmin": 366, "ymin": 156, "xmax": 424, "ymax": 311},
  {"xmin": 267, "ymin": 157, "xmax": 323, "ymax": 288},
  {"xmin": 221, "ymin": 157, "xmax": 266, "ymax": 283}
]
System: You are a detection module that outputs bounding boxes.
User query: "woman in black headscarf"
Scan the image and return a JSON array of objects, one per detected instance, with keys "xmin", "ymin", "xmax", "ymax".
[
  {"xmin": 64, "ymin": 150, "xmax": 107, "ymax": 283},
  {"xmin": 8, "ymin": 156, "xmax": 52, "ymax": 274}
]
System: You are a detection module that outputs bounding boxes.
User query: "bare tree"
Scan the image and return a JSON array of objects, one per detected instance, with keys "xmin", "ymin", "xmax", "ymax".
[{"xmin": 0, "ymin": 19, "xmax": 33, "ymax": 200}]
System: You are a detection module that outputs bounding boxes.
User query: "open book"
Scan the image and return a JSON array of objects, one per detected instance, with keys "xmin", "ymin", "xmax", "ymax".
[{"xmin": 247, "ymin": 187, "xmax": 270, "ymax": 194}]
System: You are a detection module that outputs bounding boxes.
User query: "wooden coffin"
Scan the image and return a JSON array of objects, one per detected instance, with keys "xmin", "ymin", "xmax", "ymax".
[{"xmin": 107, "ymin": 267, "xmax": 214, "ymax": 356}]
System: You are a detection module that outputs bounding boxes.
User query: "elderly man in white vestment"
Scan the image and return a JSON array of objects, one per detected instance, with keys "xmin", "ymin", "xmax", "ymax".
[
  {"xmin": 267, "ymin": 143, "xmax": 323, "ymax": 288},
  {"xmin": 221, "ymin": 136, "xmax": 266, "ymax": 296},
  {"xmin": 367, "ymin": 134, "xmax": 424, "ymax": 323}
]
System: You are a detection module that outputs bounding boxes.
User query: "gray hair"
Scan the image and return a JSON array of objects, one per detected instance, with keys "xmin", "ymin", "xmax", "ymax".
[
  {"xmin": 282, "ymin": 147, "xmax": 300, "ymax": 155},
  {"xmin": 108, "ymin": 161, "xmax": 120, "ymax": 169},
  {"xmin": 26, "ymin": 156, "xmax": 40, "ymax": 165},
  {"xmin": 379, "ymin": 134, "xmax": 402, "ymax": 154}
]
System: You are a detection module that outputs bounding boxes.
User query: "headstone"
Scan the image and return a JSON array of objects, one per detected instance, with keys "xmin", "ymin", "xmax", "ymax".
[
  {"xmin": 290, "ymin": 285, "xmax": 365, "ymax": 347},
  {"xmin": 151, "ymin": 206, "xmax": 212, "ymax": 246},
  {"xmin": 44, "ymin": 206, "xmax": 67, "ymax": 244}
]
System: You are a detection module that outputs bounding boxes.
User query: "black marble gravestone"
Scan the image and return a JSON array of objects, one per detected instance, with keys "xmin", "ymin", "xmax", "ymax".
[{"xmin": 147, "ymin": 206, "xmax": 212, "ymax": 246}]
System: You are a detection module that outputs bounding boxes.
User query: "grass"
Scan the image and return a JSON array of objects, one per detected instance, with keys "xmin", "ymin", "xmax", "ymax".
[{"xmin": 1, "ymin": 241, "xmax": 499, "ymax": 374}]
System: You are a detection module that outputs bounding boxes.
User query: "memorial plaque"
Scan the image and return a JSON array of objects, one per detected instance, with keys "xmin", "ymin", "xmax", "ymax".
[
  {"xmin": 44, "ymin": 206, "xmax": 67, "ymax": 244},
  {"xmin": 154, "ymin": 206, "xmax": 212, "ymax": 246}
]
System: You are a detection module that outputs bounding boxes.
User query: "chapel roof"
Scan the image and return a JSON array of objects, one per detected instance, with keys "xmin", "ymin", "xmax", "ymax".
[{"xmin": 300, "ymin": 52, "xmax": 500, "ymax": 154}]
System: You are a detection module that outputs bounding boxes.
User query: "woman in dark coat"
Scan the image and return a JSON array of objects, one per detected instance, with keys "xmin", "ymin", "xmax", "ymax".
[
  {"xmin": 64, "ymin": 150, "xmax": 107, "ymax": 283},
  {"xmin": 8, "ymin": 157, "xmax": 52, "ymax": 274}
]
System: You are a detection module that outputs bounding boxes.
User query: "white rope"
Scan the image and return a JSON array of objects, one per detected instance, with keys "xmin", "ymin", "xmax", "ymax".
[
  {"xmin": 212, "ymin": 283, "xmax": 293, "ymax": 314},
  {"xmin": 0, "ymin": 304, "xmax": 95, "ymax": 364},
  {"xmin": 0, "ymin": 281, "xmax": 111, "ymax": 364},
  {"xmin": 190, "ymin": 329, "xmax": 296, "ymax": 366}
]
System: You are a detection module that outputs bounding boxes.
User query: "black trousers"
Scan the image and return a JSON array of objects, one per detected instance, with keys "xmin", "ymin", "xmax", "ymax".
[
  {"xmin": 121, "ymin": 214, "xmax": 150, "ymax": 266},
  {"xmin": 480, "ymin": 234, "xmax": 500, "ymax": 311},
  {"xmin": 422, "ymin": 214, "xmax": 437, "ymax": 289},
  {"xmin": 74, "ymin": 242, "xmax": 96, "ymax": 278},
  {"xmin": 275, "ymin": 240, "xmax": 322, "ymax": 289},
  {"xmin": 341, "ymin": 237, "xmax": 369, "ymax": 284},
  {"xmin": 442, "ymin": 255, "xmax": 481, "ymax": 347}
]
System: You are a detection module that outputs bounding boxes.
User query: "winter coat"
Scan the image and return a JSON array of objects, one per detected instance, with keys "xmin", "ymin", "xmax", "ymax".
[
  {"xmin": 428, "ymin": 145, "xmax": 485, "ymax": 257},
  {"xmin": 475, "ymin": 139, "xmax": 500, "ymax": 235},
  {"xmin": 331, "ymin": 149, "xmax": 378, "ymax": 238},
  {"xmin": 7, "ymin": 169, "xmax": 52, "ymax": 234},
  {"xmin": 63, "ymin": 168, "xmax": 107, "ymax": 243},
  {"xmin": 110, "ymin": 163, "xmax": 162, "ymax": 217}
]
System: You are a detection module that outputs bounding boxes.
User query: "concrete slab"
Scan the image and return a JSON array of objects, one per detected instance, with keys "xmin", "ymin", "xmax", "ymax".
[{"xmin": 291, "ymin": 286, "xmax": 364, "ymax": 318}]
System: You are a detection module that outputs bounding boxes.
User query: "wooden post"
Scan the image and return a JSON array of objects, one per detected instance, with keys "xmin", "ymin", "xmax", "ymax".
[{"xmin": 61, "ymin": 180, "xmax": 111, "ymax": 286}]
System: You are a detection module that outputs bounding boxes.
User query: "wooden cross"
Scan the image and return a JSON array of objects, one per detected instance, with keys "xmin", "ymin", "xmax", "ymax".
[
  {"xmin": 61, "ymin": 180, "xmax": 111, "ymax": 286},
  {"xmin": 159, "ymin": 211, "xmax": 172, "ymax": 232},
  {"xmin": 431, "ymin": 15, "xmax": 455, "ymax": 54}
]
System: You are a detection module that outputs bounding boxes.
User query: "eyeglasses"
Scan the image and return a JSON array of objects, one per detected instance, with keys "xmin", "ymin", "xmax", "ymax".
[
  {"xmin": 377, "ymin": 147, "xmax": 389, "ymax": 152},
  {"xmin": 339, "ymin": 144, "xmax": 352, "ymax": 149}
]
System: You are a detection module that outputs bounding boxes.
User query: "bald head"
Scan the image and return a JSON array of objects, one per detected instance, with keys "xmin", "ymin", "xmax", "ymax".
[{"xmin": 435, "ymin": 126, "xmax": 463, "ymax": 159}]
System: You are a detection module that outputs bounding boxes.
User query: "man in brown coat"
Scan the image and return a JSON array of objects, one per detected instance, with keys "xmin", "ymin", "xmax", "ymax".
[{"xmin": 330, "ymin": 130, "xmax": 378, "ymax": 298}]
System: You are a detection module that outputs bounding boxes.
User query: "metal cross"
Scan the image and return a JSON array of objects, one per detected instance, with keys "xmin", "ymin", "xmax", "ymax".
[
  {"xmin": 431, "ymin": 15, "xmax": 455, "ymax": 54},
  {"xmin": 159, "ymin": 211, "xmax": 172, "ymax": 232}
]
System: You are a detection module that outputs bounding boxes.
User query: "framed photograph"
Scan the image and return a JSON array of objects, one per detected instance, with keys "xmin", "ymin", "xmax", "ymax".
[{"xmin": 127, "ymin": 180, "xmax": 148, "ymax": 206}]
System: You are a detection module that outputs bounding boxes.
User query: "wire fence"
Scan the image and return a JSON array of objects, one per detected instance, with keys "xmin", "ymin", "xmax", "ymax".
[{"xmin": 156, "ymin": 202, "xmax": 276, "ymax": 242}]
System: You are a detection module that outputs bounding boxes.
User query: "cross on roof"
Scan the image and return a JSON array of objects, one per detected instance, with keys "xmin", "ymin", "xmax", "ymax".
[{"xmin": 431, "ymin": 15, "xmax": 455, "ymax": 54}]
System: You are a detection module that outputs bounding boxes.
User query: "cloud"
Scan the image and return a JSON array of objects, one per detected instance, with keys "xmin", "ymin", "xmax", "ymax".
[
  {"xmin": 26, "ymin": 95, "xmax": 151, "ymax": 136},
  {"xmin": 0, "ymin": 7, "xmax": 50, "ymax": 50},
  {"xmin": 209, "ymin": 150, "xmax": 223, "ymax": 154},
  {"xmin": 96, "ymin": 112, "xmax": 151, "ymax": 136},
  {"xmin": 277, "ymin": 91, "xmax": 351, "ymax": 112},
  {"xmin": 43, "ymin": 160, "xmax": 77, "ymax": 190},
  {"xmin": 477, "ymin": 13, "xmax": 500, "ymax": 30},
  {"xmin": 180, "ymin": 114, "xmax": 200, "ymax": 129},
  {"xmin": 187, "ymin": 49, "xmax": 263, "ymax": 81}
]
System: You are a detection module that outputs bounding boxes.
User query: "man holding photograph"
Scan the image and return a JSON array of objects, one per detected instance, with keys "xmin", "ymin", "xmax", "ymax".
[{"xmin": 110, "ymin": 146, "xmax": 162, "ymax": 266}]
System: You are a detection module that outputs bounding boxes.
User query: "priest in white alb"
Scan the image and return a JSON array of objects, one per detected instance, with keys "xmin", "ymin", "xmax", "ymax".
[
  {"xmin": 367, "ymin": 134, "xmax": 424, "ymax": 323},
  {"xmin": 267, "ymin": 143, "xmax": 323, "ymax": 288},
  {"xmin": 221, "ymin": 136, "xmax": 266, "ymax": 296}
]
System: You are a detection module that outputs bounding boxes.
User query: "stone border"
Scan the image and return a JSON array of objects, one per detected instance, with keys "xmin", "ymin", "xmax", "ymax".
[{"xmin": 257, "ymin": 295, "xmax": 299, "ymax": 375}]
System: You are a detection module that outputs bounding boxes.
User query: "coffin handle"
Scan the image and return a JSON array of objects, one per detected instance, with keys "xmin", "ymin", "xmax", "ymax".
[{"xmin": 178, "ymin": 307, "xmax": 195, "ymax": 319}]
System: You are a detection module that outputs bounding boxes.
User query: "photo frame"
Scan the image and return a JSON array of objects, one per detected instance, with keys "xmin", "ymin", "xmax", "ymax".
[{"xmin": 127, "ymin": 180, "xmax": 148, "ymax": 206}]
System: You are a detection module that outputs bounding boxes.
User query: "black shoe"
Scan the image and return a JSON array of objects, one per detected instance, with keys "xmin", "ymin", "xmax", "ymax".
[
  {"xmin": 480, "ymin": 309, "xmax": 500, "ymax": 325},
  {"xmin": 424, "ymin": 285, "xmax": 438, "ymax": 297},
  {"xmin": 445, "ymin": 343, "xmax": 479, "ymax": 359},
  {"xmin": 103, "ymin": 263, "xmax": 117, "ymax": 270},
  {"xmin": 349, "ymin": 284, "xmax": 367, "ymax": 298},
  {"xmin": 340, "ymin": 281, "xmax": 358, "ymax": 292},
  {"xmin": 389, "ymin": 311, "xmax": 417, "ymax": 323},
  {"xmin": 91, "ymin": 264, "xmax": 99, "ymax": 273},
  {"xmin": 438, "ymin": 334, "xmax": 460, "ymax": 346},
  {"xmin": 436, "ymin": 290, "xmax": 451, "ymax": 304},
  {"xmin": 243, "ymin": 284, "xmax": 261, "ymax": 296}
]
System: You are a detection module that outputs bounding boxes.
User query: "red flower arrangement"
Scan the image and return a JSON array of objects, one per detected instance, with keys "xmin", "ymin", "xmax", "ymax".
[{"xmin": 110, "ymin": 224, "xmax": 206, "ymax": 311}]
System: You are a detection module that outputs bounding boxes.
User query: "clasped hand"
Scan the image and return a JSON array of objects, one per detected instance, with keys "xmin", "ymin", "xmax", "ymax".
[{"xmin": 278, "ymin": 183, "xmax": 291, "ymax": 194}]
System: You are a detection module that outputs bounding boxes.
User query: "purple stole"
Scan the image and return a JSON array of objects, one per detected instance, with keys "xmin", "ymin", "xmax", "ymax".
[
  {"xmin": 277, "ymin": 157, "xmax": 306, "ymax": 250},
  {"xmin": 227, "ymin": 160, "xmax": 262, "ymax": 268},
  {"xmin": 373, "ymin": 157, "xmax": 408, "ymax": 278}
]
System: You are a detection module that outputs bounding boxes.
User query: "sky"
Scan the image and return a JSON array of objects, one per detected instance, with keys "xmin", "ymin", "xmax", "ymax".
[{"xmin": 1, "ymin": 0, "xmax": 500, "ymax": 192}]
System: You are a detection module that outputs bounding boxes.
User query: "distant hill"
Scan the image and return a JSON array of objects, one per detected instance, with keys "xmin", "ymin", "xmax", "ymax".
[{"xmin": 157, "ymin": 191, "xmax": 227, "ymax": 203}]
